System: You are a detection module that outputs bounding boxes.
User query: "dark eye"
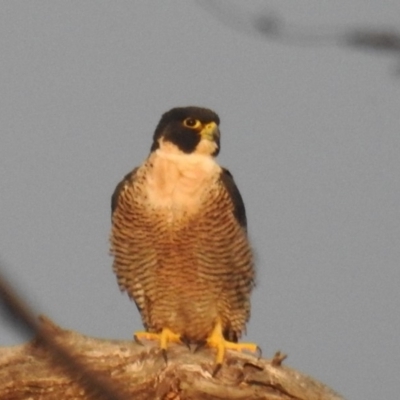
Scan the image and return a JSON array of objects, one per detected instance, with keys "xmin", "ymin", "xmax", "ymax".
[{"xmin": 183, "ymin": 118, "xmax": 201, "ymax": 128}]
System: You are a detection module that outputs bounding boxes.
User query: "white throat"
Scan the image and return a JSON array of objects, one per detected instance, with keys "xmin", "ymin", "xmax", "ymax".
[{"xmin": 144, "ymin": 143, "xmax": 221, "ymax": 212}]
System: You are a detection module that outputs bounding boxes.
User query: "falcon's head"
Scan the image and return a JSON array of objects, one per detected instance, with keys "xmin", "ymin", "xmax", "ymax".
[{"xmin": 150, "ymin": 107, "xmax": 221, "ymax": 157}]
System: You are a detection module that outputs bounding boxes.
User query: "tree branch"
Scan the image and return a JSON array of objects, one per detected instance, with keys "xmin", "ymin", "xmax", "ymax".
[{"xmin": 0, "ymin": 317, "xmax": 345, "ymax": 400}]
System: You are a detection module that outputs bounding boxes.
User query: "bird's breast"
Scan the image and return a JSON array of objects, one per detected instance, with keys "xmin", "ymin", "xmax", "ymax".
[{"xmin": 142, "ymin": 150, "xmax": 221, "ymax": 215}]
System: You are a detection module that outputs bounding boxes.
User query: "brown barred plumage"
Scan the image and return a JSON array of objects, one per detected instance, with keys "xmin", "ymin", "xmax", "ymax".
[{"xmin": 110, "ymin": 107, "xmax": 255, "ymax": 352}]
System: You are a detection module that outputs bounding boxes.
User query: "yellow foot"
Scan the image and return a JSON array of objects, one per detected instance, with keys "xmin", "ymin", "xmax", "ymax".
[
  {"xmin": 206, "ymin": 319, "xmax": 259, "ymax": 374},
  {"xmin": 134, "ymin": 328, "xmax": 181, "ymax": 363}
]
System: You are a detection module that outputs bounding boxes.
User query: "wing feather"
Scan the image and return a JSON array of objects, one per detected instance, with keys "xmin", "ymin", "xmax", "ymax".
[
  {"xmin": 219, "ymin": 168, "xmax": 247, "ymax": 231},
  {"xmin": 111, "ymin": 168, "xmax": 139, "ymax": 215}
]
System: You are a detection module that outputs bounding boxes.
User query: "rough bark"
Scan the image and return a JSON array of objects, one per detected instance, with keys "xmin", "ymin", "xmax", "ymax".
[{"xmin": 0, "ymin": 317, "xmax": 344, "ymax": 400}]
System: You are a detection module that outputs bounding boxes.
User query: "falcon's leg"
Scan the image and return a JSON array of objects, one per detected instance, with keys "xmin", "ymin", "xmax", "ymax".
[
  {"xmin": 134, "ymin": 328, "xmax": 182, "ymax": 362},
  {"xmin": 206, "ymin": 318, "xmax": 259, "ymax": 371}
]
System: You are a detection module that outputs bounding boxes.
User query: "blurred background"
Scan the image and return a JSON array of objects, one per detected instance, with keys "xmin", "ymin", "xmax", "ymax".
[{"xmin": 1, "ymin": 2, "xmax": 399, "ymax": 399}]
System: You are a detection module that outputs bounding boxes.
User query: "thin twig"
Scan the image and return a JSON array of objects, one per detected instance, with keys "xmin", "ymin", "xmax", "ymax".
[{"xmin": 0, "ymin": 259, "xmax": 129, "ymax": 400}]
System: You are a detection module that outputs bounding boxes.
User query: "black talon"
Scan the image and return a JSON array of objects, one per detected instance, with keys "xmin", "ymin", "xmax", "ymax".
[
  {"xmin": 180, "ymin": 336, "xmax": 191, "ymax": 350},
  {"xmin": 212, "ymin": 362, "xmax": 222, "ymax": 377},
  {"xmin": 162, "ymin": 348, "xmax": 168, "ymax": 364},
  {"xmin": 134, "ymin": 335, "xmax": 144, "ymax": 346},
  {"xmin": 193, "ymin": 340, "xmax": 207, "ymax": 353},
  {"xmin": 256, "ymin": 346, "xmax": 262, "ymax": 360}
]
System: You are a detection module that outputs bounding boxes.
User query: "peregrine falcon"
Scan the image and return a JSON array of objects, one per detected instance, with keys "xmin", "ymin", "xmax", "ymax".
[{"xmin": 110, "ymin": 106, "xmax": 257, "ymax": 366}]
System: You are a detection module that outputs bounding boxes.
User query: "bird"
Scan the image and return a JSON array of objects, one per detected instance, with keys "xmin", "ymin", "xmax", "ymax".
[{"xmin": 110, "ymin": 106, "xmax": 257, "ymax": 367}]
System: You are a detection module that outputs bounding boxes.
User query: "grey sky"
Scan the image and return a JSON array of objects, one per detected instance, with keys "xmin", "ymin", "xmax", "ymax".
[{"xmin": 1, "ymin": 2, "xmax": 399, "ymax": 399}]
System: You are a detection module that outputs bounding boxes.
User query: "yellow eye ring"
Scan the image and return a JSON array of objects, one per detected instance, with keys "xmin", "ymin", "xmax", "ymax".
[{"xmin": 183, "ymin": 118, "xmax": 201, "ymax": 129}]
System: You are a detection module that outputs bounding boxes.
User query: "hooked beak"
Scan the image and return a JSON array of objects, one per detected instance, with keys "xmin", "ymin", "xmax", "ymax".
[{"xmin": 200, "ymin": 121, "xmax": 220, "ymax": 142}]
